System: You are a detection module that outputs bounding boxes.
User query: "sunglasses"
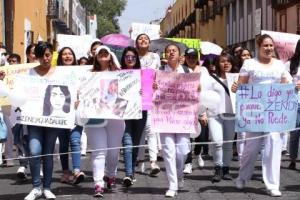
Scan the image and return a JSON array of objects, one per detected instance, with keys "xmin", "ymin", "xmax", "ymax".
[{"xmin": 125, "ymin": 55, "xmax": 136, "ymax": 60}]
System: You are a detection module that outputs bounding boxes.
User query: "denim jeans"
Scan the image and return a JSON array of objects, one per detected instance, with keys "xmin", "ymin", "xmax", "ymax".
[
  {"xmin": 208, "ymin": 114, "xmax": 235, "ymax": 167},
  {"xmin": 58, "ymin": 125, "xmax": 83, "ymax": 172},
  {"xmin": 28, "ymin": 125, "xmax": 65, "ymax": 189},
  {"xmin": 290, "ymin": 107, "xmax": 300, "ymax": 160},
  {"xmin": 123, "ymin": 111, "xmax": 147, "ymax": 177}
]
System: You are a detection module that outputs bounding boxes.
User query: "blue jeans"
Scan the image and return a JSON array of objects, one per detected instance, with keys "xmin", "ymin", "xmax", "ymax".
[
  {"xmin": 28, "ymin": 125, "xmax": 65, "ymax": 189},
  {"xmin": 123, "ymin": 111, "xmax": 147, "ymax": 177},
  {"xmin": 58, "ymin": 125, "xmax": 83, "ymax": 172},
  {"xmin": 290, "ymin": 107, "xmax": 300, "ymax": 160}
]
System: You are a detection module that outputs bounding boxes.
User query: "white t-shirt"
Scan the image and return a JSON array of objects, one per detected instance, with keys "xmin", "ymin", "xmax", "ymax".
[
  {"xmin": 285, "ymin": 60, "xmax": 300, "ymax": 101},
  {"xmin": 239, "ymin": 58, "xmax": 288, "ymax": 84},
  {"xmin": 140, "ymin": 52, "xmax": 161, "ymax": 70}
]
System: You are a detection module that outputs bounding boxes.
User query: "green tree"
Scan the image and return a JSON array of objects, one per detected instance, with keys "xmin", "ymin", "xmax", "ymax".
[{"xmin": 79, "ymin": 0, "xmax": 127, "ymax": 37}]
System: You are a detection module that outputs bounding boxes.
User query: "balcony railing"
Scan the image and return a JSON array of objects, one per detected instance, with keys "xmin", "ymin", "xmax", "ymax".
[
  {"xmin": 272, "ymin": 0, "xmax": 299, "ymax": 9},
  {"xmin": 195, "ymin": 0, "xmax": 208, "ymax": 9},
  {"xmin": 47, "ymin": 0, "xmax": 59, "ymax": 19}
]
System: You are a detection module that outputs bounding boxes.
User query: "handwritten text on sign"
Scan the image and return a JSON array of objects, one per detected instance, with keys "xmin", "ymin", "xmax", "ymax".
[
  {"xmin": 235, "ymin": 83, "xmax": 298, "ymax": 132},
  {"xmin": 151, "ymin": 71, "xmax": 200, "ymax": 134}
]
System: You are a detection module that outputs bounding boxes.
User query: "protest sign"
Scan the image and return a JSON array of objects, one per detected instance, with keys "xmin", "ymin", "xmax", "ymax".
[
  {"xmin": 0, "ymin": 63, "xmax": 39, "ymax": 105},
  {"xmin": 167, "ymin": 38, "xmax": 201, "ymax": 51},
  {"xmin": 151, "ymin": 71, "xmax": 200, "ymax": 134},
  {"xmin": 14, "ymin": 75, "xmax": 77, "ymax": 129},
  {"xmin": 226, "ymin": 73, "xmax": 239, "ymax": 113},
  {"xmin": 261, "ymin": 30, "xmax": 300, "ymax": 62},
  {"xmin": 78, "ymin": 70, "xmax": 142, "ymax": 119},
  {"xmin": 131, "ymin": 23, "xmax": 160, "ymax": 40},
  {"xmin": 141, "ymin": 69, "xmax": 155, "ymax": 110},
  {"xmin": 235, "ymin": 83, "xmax": 298, "ymax": 132},
  {"xmin": 56, "ymin": 34, "xmax": 93, "ymax": 59}
]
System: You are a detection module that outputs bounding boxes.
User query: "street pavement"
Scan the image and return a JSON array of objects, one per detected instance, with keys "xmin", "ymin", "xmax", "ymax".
[{"xmin": 0, "ymin": 150, "xmax": 299, "ymax": 200}]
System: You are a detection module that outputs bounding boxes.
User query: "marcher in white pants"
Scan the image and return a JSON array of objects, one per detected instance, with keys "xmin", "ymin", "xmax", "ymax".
[
  {"xmin": 156, "ymin": 44, "xmax": 192, "ymax": 198},
  {"xmin": 160, "ymin": 133, "xmax": 190, "ymax": 191},
  {"xmin": 85, "ymin": 119, "xmax": 124, "ymax": 190},
  {"xmin": 80, "ymin": 129, "xmax": 87, "ymax": 156},
  {"xmin": 236, "ymin": 132, "xmax": 246, "ymax": 164},
  {"xmin": 237, "ymin": 132, "xmax": 282, "ymax": 190},
  {"xmin": 232, "ymin": 34, "xmax": 291, "ymax": 197}
]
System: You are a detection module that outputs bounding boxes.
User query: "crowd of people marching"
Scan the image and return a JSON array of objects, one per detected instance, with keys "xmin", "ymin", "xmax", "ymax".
[{"xmin": 0, "ymin": 32, "xmax": 299, "ymax": 200}]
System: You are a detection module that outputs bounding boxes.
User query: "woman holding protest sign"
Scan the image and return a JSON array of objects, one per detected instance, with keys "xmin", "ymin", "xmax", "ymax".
[
  {"xmin": 56, "ymin": 47, "xmax": 85, "ymax": 185},
  {"xmin": 285, "ymin": 39, "xmax": 300, "ymax": 170},
  {"xmin": 24, "ymin": 42, "xmax": 67, "ymax": 200},
  {"xmin": 232, "ymin": 34, "xmax": 290, "ymax": 197},
  {"xmin": 154, "ymin": 44, "xmax": 192, "ymax": 197},
  {"xmin": 120, "ymin": 46, "xmax": 147, "ymax": 187},
  {"xmin": 135, "ymin": 33, "xmax": 161, "ymax": 176},
  {"xmin": 80, "ymin": 45, "xmax": 125, "ymax": 197}
]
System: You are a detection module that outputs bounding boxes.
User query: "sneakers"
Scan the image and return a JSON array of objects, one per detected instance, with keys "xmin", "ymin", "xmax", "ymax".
[
  {"xmin": 183, "ymin": 163, "xmax": 192, "ymax": 174},
  {"xmin": 222, "ymin": 166, "xmax": 233, "ymax": 180},
  {"xmin": 123, "ymin": 176, "xmax": 133, "ymax": 187},
  {"xmin": 24, "ymin": 188, "xmax": 42, "ymax": 200},
  {"xmin": 104, "ymin": 176, "xmax": 116, "ymax": 190},
  {"xmin": 288, "ymin": 161, "xmax": 296, "ymax": 170},
  {"xmin": 72, "ymin": 171, "xmax": 85, "ymax": 185},
  {"xmin": 150, "ymin": 162, "xmax": 160, "ymax": 176},
  {"xmin": 60, "ymin": 172, "xmax": 71, "ymax": 184},
  {"xmin": 94, "ymin": 184, "xmax": 104, "ymax": 197},
  {"xmin": 17, "ymin": 166, "xmax": 28, "ymax": 180},
  {"xmin": 43, "ymin": 189, "xmax": 56, "ymax": 200},
  {"xmin": 178, "ymin": 178, "xmax": 184, "ymax": 190},
  {"xmin": 235, "ymin": 179, "xmax": 245, "ymax": 189},
  {"xmin": 269, "ymin": 189, "xmax": 282, "ymax": 197},
  {"xmin": 165, "ymin": 190, "xmax": 177, "ymax": 198},
  {"xmin": 197, "ymin": 155, "xmax": 205, "ymax": 167},
  {"xmin": 211, "ymin": 166, "xmax": 222, "ymax": 183},
  {"xmin": 281, "ymin": 150, "xmax": 289, "ymax": 156}
]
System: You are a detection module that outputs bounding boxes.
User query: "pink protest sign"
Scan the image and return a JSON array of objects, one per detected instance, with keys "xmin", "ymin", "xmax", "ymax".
[
  {"xmin": 261, "ymin": 30, "xmax": 300, "ymax": 62},
  {"xmin": 151, "ymin": 71, "xmax": 200, "ymax": 134},
  {"xmin": 141, "ymin": 69, "xmax": 155, "ymax": 110}
]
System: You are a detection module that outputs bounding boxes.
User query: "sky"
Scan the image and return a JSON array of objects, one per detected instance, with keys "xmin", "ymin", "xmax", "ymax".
[{"xmin": 118, "ymin": 0, "xmax": 175, "ymax": 35}]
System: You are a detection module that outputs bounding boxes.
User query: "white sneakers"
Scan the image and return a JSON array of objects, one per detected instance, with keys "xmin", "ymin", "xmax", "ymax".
[
  {"xmin": 17, "ymin": 166, "xmax": 28, "ymax": 180},
  {"xmin": 43, "ymin": 189, "xmax": 56, "ymax": 199},
  {"xmin": 24, "ymin": 188, "xmax": 42, "ymax": 200},
  {"xmin": 269, "ymin": 189, "xmax": 282, "ymax": 197},
  {"xmin": 24, "ymin": 188, "xmax": 56, "ymax": 200},
  {"xmin": 235, "ymin": 179, "xmax": 245, "ymax": 189},
  {"xmin": 197, "ymin": 155, "xmax": 205, "ymax": 167},
  {"xmin": 183, "ymin": 163, "xmax": 192, "ymax": 174},
  {"xmin": 165, "ymin": 190, "xmax": 177, "ymax": 198}
]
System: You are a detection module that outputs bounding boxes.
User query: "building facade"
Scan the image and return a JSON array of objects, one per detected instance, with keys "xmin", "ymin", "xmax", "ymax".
[
  {"xmin": 273, "ymin": 0, "xmax": 300, "ymax": 34},
  {"xmin": 160, "ymin": 0, "xmax": 227, "ymax": 47}
]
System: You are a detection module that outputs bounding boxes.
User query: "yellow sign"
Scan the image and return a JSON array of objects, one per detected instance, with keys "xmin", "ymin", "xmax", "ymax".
[
  {"xmin": 51, "ymin": 51, "xmax": 58, "ymax": 66},
  {"xmin": 0, "ymin": 63, "xmax": 39, "ymax": 105},
  {"xmin": 167, "ymin": 38, "xmax": 201, "ymax": 51}
]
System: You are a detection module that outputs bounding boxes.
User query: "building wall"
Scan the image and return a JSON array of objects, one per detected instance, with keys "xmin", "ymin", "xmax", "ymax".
[
  {"xmin": 13, "ymin": 0, "xmax": 47, "ymax": 62},
  {"xmin": 275, "ymin": 3, "xmax": 300, "ymax": 34},
  {"xmin": 198, "ymin": 6, "xmax": 227, "ymax": 47},
  {"xmin": 0, "ymin": 0, "xmax": 3, "ymax": 43}
]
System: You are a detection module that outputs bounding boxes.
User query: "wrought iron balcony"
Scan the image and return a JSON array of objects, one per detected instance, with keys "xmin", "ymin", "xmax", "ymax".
[
  {"xmin": 272, "ymin": 0, "xmax": 299, "ymax": 9},
  {"xmin": 195, "ymin": 0, "xmax": 209, "ymax": 9},
  {"xmin": 47, "ymin": 0, "xmax": 59, "ymax": 19}
]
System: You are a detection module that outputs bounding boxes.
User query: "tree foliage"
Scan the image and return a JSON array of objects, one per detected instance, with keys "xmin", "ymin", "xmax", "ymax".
[{"xmin": 79, "ymin": 0, "xmax": 127, "ymax": 37}]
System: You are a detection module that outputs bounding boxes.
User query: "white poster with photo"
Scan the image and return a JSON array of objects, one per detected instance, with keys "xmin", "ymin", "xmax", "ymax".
[
  {"xmin": 78, "ymin": 70, "xmax": 142, "ymax": 119},
  {"xmin": 226, "ymin": 73, "xmax": 239, "ymax": 113},
  {"xmin": 131, "ymin": 22, "xmax": 160, "ymax": 41},
  {"xmin": 56, "ymin": 34, "xmax": 94, "ymax": 59},
  {"xmin": 14, "ymin": 75, "xmax": 77, "ymax": 129}
]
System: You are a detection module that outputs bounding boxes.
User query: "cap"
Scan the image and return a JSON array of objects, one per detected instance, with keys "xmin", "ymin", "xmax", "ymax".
[{"xmin": 184, "ymin": 48, "xmax": 198, "ymax": 57}]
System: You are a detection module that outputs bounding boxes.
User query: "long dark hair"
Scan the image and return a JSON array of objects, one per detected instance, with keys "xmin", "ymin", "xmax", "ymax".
[
  {"xmin": 25, "ymin": 44, "xmax": 36, "ymax": 63},
  {"xmin": 43, "ymin": 85, "xmax": 71, "ymax": 116},
  {"xmin": 57, "ymin": 47, "xmax": 77, "ymax": 66},
  {"xmin": 35, "ymin": 42, "xmax": 53, "ymax": 58},
  {"xmin": 237, "ymin": 47, "xmax": 252, "ymax": 69},
  {"xmin": 120, "ymin": 46, "xmax": 141, "ymax": 69},
  {"xmin": 290, "ymin": 39, "xmax": 300, "ymax": 75},
  {"xmin": 215, "ymin": 53, "xmax": 239, "ymax": 77}
]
